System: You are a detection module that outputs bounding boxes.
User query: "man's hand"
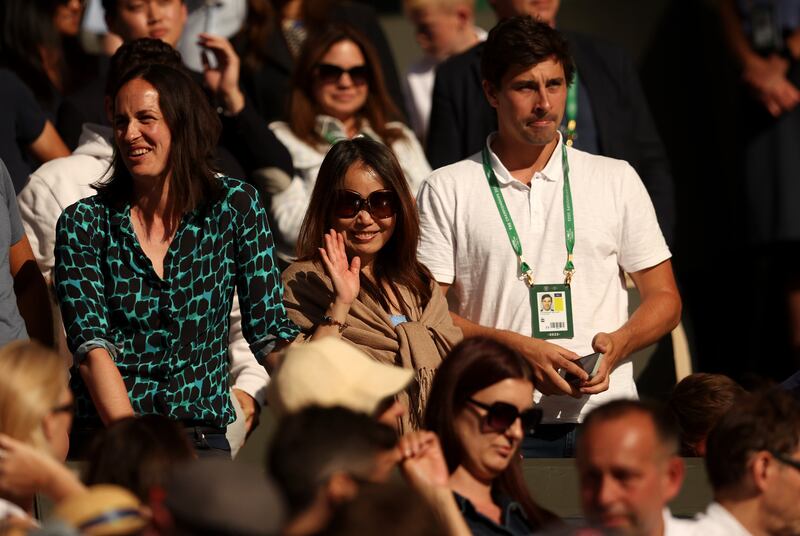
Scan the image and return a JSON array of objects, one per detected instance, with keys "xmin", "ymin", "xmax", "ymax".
[
  {"xmin": 504, "ymin": 331, "xmax": 586, "ymax": 397},
  {"xmin": 742, "ymin": 54, "xmax": 800, "ymax": 116},
  {"xmin": 398, "ymin": 431, "xmax": 450, "ymax": 490},
  {"xmin": 233, "ymin": 388, "xmax": 260, "ymax": 436},
  {"xmin": 198, "ymin": 33, "xmax": 245, "ymax": 115},
  {"xmin": 579, "ymin": 331, "xmax": 628, "ymax": 395}
]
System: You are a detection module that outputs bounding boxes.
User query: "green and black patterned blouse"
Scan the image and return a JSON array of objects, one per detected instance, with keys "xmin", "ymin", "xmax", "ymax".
[{"xmin": 55, "ymin": 177, "xmax": 298, "ymax": 428}]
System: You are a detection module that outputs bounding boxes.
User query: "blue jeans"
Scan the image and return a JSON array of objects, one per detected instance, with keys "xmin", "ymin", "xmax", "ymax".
[{"xmin": 521, "ymin": 424, "xmax": 579, "ymax": 458}]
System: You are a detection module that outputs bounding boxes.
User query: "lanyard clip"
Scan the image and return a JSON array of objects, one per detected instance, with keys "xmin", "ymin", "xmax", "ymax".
[
  {"xmin": 523, "ymin": 271, "xmax": 535, "ymax": 287},
  {"xmin": 519, "ymin": 258, "xmax": 534, "ymax": 287},
  {"xmin": 564, "ymin": 269, "xmax": 574, "ymax": 286}
]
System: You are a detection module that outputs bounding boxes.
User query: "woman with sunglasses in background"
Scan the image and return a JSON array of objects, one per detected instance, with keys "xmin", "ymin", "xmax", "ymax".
[
  {"xmin": 424, "ymin": 337, "xmax": 560, "ymax": 535},
  {"xmin": 280, "ymin": 138, "xmax": 461, "ymax": 433},
  {"xmin": 268, "ymin": 24, "xmax": 430, "ymax": 262}
]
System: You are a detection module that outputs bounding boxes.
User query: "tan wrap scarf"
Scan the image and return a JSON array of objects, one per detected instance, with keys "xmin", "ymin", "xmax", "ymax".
[{"xmin": 281, "ymin": 259, "xmax": 463, "ymax": 433}]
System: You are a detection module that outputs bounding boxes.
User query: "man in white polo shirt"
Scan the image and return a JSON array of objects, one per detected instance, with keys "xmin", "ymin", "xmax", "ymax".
[{"xmin": 417, "ymin": 16, "xmax": 682, "ymax": 457}]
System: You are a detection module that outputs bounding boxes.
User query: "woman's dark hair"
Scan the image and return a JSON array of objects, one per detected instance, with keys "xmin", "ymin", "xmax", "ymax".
[
  {"xmin": 288, "ymin": 24, "xmax": 404, "ymax": 146},
  {"xmin": 481, "ymin": 15, "xmax": 575, "ymax": 90},
  {"xmin": 96, "ymin": 63, "xmax": 223, "ymax": 214},
  {"xmin": 424, "ymin": 337, "xmax": 559, "ymax": 530},
  {"xmin": 83, "ymin": 415, "xmax": 194, "ymax": 501},
  {"xmin": 296, "ymin": 137, "xmax": 432, "ymax": 313},
  {"xmin": 0, "ymin": 0, "xmax": 63, "ymax": 109},
  {"xmin": 669, "ymin": 373, "xmax": 748, "ymax": 457}
]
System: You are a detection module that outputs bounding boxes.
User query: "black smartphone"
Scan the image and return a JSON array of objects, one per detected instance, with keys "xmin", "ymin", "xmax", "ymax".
[{"xmin": 562, "ymin": 352, "xmax": 603, "ymax": 386}]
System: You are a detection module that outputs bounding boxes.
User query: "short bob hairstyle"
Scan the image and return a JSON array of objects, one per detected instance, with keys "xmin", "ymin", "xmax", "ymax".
[
  {"xmin": 296, "ymin": 137, "xmax": 433, "ymax": 313},
  {"xmin": 424, "ymin": 337, "xmax": 557, "ymax": 530},
  {"xmin": 288, "ymin": 24, "xmax": 404, "ymax": 147},
  {"xmin": 0, "ymin": 340, "xmax": 68, "ymax": 454},
  {"xmin": 96, "ymin": 63, "xmax": 222, "ymax": 215}
]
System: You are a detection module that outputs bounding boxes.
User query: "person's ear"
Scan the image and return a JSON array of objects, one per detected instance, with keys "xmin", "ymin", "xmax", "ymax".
[
  {"xmin": 663, "ymin": 456, "xmax": 685, "ymax": 503},
  {"xmin": 482, "ymin": 80, "xmax": 499, "ymax": 109},
  {"xmin": 325, "ymin": 472, "xmax": 359, "ymax": 505},
  {"xmin": 750, "ymin": 451, "xmax": 772, "ymax": 493}
]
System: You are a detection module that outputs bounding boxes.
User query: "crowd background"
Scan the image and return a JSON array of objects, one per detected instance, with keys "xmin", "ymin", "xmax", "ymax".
[{"xmin": 2, "ymin": 0, "xmax": 800, "ymax": 534}]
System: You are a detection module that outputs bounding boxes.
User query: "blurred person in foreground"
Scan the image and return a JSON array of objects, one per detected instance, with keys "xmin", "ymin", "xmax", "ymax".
[
  {"xmin": 268, "ymin": 25, "xmax": 430, "ymax": 261},
  {"xmin": 0, "ymin": 341, "xmax": 84, "ymax": 527},
  {"xmin": 268, "ymin": 405, "xmax": 469, "ymax": 536},
  {"xmin": 692, "ymin": 388, "xmax": 800, "ymax": 535},
  {"xmin": 576, "ymin": 400, "xmax": 692, "ymax": 536},
  {"xmin": 148, "ymin": 458, "xmax": 285, "ymax": 536},
  {"xmin": 668, "ymin": 373, "xmax": 748, "ymax": 457},
  {"xmin": 54, "ymin": 62, "xmax": 297, "ymax": 458},
  {"xmin": 316, "ymin": 480, "xmax": 445, "ymax": 536},
  {"xmin": 82, "ymin": 415, "xmax": 193, "ymax": 502},
  {"xmin": 280, "ymin": 138, "xmax": 461, "ymax": 431},
  {"xmin": 19, "ymin": 38, "xmax": 272, "ymax": 459},
  {"xmin": 266, "ymin": 337, "xmax": 414, "ymax": 428},
  {"xmin": 402, "ymin": 0, "xmax": 486, "ymax": 144},
  {"xmin": 424, "ymin": 337, "xmax": 560, "ymax": 535}
]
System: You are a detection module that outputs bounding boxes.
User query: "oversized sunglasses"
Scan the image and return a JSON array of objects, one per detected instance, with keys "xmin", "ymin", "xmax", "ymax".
[
  {"xmin": 468, "ymin": 398, "xmax": 543, "ymax": 435},
  {"xmin": 316, "ymin": 63, "xmax": 370, "ymax": 86},
  {"xmin": 334, "ymin": 189, "xmax": 398, "ymax": 219}
]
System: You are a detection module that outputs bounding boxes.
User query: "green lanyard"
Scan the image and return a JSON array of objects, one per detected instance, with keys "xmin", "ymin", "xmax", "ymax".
[
  {"xmin": 481, "ymin": 142, "xmax": 576, "ymax": 286},
  {"xmin": 564, "ymin": 72, "xmax": 578, "ymax": 147}
]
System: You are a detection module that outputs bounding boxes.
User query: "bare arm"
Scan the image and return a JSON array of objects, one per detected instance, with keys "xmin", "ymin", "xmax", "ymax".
[
  {"xmin": 9, "ymin": 235, "xmax": 53, "ymax": 346},
  {"xmin": 438, "ymin": 283, "xmax": 586, "ymax": 396},
  {"xmin": 581, "ymin": 259, "xmax": 682, "ymax": 395},
  {"xmin": 26, "ymin": 120, "xmax": 69, "ymax": 163},
  {"xmin": 79, "ymin": 348, "xmax": 135, "ymax": 425}
]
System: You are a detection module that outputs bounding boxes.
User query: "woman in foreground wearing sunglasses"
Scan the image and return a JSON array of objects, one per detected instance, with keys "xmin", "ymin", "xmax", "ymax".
[
  {"xmin": 280, "ymin": 137, "xmax": 461, "ymax": 433},
  {"xmin": 424, "ymin": 337, "xmax": 560, "ymax": 535},
  {"xmin": 268, "ymin": 24, "xmax": 430, "ymax": 261}
]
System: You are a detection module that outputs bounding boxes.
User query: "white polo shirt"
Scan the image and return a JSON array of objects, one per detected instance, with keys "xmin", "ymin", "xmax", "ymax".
[{"xmin": 417, "ymin": 133, "xmax": 671, "ymax": 422}]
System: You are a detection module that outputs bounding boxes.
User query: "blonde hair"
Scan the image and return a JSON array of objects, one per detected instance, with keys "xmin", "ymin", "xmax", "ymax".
[
  {"xmin": 0, "ymin": 340, "xmax": 67, "ymax": 453},
  {"xmin": 403, "ymin": 0, "xmax": 474, "ymax": 14}
]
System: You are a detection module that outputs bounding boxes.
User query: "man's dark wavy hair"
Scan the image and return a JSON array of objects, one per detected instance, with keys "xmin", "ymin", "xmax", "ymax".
[{"xmin": 481, "ymin": 16, "xmax": 575, "ymax": 89}]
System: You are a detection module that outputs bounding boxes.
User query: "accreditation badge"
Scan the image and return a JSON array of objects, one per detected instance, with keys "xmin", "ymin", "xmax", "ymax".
[{"xmin": 531, "ymin": 284, "xmax": 574, "ymax": 339}]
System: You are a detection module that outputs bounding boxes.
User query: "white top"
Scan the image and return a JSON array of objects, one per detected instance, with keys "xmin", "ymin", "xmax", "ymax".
[
  {"xmin": 664, "ymin": 507, "xmax": 697, "ymax": 536},
  {"xmin": 17, "ymin": 124, "xmax": 269, "ymax": 404},
  {"xmin": 0, "ymin": 498, "xmax": 31, "ymax": 526},
  {"xmin": 269, "ymin": 116, "xmax": 431, "ymax": 260},
  {"xmin": 416, "ymin": 133, "xmax": 671, "ymax": 422},
  {"xmin": 690, "ymin": 503, "xmax": 753, "ymax": 536},
  {"xmin": 403, "ymin": 26, "xmax": 487, "ymax": 144}
]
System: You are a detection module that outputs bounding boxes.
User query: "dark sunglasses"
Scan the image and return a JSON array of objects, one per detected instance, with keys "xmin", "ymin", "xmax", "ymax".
[
  {"xmin": 770, "ymin": 450, "xmax": 800, "ymax": 473},
  {"xmin": 334, "ymin": 189, "xmax": 398, "ymax": 219},
  {"xmin": 316, "ymin": 63, "xmax": 370, "ymax": 86},
  {"xmin": 468, "ymin": 398, "xmax": 543, "ymax": 435}
]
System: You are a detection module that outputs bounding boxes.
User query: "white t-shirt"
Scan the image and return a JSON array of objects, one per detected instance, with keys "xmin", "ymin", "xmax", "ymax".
[
  {"xmin": 690, "ymin": 503, "xmax": 752, "ymax": 536},
  {"xmin": 416, "ymin": 133, "xmax": 671, "ymax": 422},
  {"xmin": 664, "ymin": 508, "xmax": 696, "ymax": 536}
]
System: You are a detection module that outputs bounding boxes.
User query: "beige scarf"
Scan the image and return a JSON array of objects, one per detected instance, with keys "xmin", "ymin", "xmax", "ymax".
[{"xmin": 282, "ymin": 259, "xmax": 463, "ymax": 433}]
